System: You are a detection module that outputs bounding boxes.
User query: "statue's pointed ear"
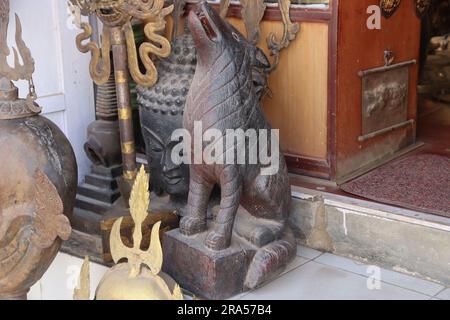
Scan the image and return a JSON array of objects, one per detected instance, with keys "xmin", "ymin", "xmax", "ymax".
[{"xmin": 253, "ymin": 46, "xmax": 271, "ymax": 70}]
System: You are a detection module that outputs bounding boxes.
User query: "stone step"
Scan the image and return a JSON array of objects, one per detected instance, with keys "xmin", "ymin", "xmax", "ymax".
[
  {"xmin": 75, "ymin": 195, "xmax": 112, "ymax": 215},
  {"xmin": 85, "ymin": 173, "xmax": 118, "ymax": 190},
  {"xmin": 77, "ymin": 183, "xmax": 120, "ymax": 204},
  {"xmin": 91, "ymin": 165, "xmax": 123, "ymax": 178},
  {"xmin": 289, "ymin": 185, "xmax": 450, "ymax": 287}
]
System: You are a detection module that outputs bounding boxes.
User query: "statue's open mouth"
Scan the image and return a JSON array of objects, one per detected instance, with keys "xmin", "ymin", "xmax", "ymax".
[
  {"xmin": 97, "ymin": 6, "xmax": 123, "ymax": 24},
  {"xmin": 194, "ymin": 5, "xmax": 217, "ymax": 41},
  {"xmin": 99, "ymin": 8, "xmax": 114, "ymax": 15}
]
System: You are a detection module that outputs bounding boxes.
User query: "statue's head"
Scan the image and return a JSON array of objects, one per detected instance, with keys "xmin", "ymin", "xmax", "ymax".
[
  {"xmin": 188, "ymin": 1, "xmax": 270, "ymax": 99},
  {"xmin": 139, "ymin": 108, "xmax": 190, "ymax": 197},
  {"xmin": 137, "ymin": 32, "xmax": 196, "ymax": 198},
  {"xmin": 188, "ymin": 1, "xmax": 249, "ymax": 69}
]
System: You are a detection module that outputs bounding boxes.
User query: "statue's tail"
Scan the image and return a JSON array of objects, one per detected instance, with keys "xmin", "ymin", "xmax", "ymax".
[{"xmin": 244, "ymin": 226, "xmax": 297, "ymax": 290}]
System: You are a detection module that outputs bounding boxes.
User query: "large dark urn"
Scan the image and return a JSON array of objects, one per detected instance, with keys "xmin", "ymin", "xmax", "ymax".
[{"xmin": 0, "ymin": 80, "xmax": 77, "ymax": 299}]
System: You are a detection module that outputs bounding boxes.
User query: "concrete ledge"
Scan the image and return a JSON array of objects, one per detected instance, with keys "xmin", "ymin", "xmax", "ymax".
[{"xmin": 289, "ymin": 186, "xmax": 450, "ymax": 286}]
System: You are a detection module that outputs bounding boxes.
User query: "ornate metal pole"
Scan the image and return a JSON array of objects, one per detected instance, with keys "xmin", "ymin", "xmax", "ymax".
[
  {"xmin": 110, "ymin": 26, "xmax": 136, "ymax": 184},
  {"xmin": 69, "ymin": 0, "xmax": 173, "ymax": 200}
]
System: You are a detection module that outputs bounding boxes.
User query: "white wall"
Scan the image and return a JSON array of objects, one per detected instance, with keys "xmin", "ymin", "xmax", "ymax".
[{"xmin": 10, "ymin": 0, "xmax": 95, "ymax": 181}]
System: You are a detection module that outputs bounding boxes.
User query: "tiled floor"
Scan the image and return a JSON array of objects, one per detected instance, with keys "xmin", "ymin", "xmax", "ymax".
[
  {"xmin": 231, "ymin": 245, "xmax": 449, "ymax": 300},
  {"xmin": 30, "ymin": 247, "xmax": 448, "ymax": 300}
]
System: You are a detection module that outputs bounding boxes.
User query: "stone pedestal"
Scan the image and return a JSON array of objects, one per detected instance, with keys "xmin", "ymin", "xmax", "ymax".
[
  {"xmin": 72, "ymin": 165, "xmax": 122, "ymax": 235},
  {"xmin": 163, "ymin": 229, "xmax": 257, "ymax": 300}
]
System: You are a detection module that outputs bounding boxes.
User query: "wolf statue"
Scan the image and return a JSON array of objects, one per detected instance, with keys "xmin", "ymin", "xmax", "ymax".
[{"xmin": 180, "ymin": 1, "xmax": 296, "ymax": 289}]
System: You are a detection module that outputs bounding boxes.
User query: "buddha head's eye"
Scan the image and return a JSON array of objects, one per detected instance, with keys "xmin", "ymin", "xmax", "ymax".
[{"xmin": 152, "ymin": 146, "xmax": 163, "ymax": 153}]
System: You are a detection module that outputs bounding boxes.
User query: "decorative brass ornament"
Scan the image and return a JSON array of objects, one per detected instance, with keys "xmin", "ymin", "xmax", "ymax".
[
  {"xmin": 0, "ymin": 0, "xmax": 39, "ymax": 119},
  {"xmin": 74, "ymin": 19, "xmax": 111, "ymax": 86},
  {"xmin": 125, "ymin": 11, "xmax": 173, "ymax": 88},
  {"xmin": 73, "ymin": 257, "xmax": 90, "ymax": 300},
  {"xmin": 266, "ymin": 0, "xmax": 300, "ymax": 72},
  {"xmin": 414, "ymin": 0, "xmax": 431, "ymax": 18},
  {"xmin": 110, "ymin": 166, "xmax": 162, "ymax": 275},
  {"xmin": 240, "ymin": 0, "xmax": 267, "ymax": 45},
  {"xmin": 70, "ymin": 0, "xmax": 174, "ymax": 191},
  {"xmin": 70, "ymin": 0, "xmax": 174, "ymax": 87},
  {"xmin": 74, "ymin": 166, "xmax": 184, "ymax": 300},
  {"xmin": 31, "ymin": 170, "xmax": 72, "ymax": 249},
  {"xmin": 380, "ymin": 0, "xmax": 401, "ymax": 18},
  {"xmin": 219, "ymin": 0, "xmax": 298, "ymax": 73}
]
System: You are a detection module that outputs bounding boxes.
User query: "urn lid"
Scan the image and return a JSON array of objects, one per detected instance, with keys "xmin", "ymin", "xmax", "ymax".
[{"xmin": 0, "ymin": 79, "xmax": 41, "ymax": 120}]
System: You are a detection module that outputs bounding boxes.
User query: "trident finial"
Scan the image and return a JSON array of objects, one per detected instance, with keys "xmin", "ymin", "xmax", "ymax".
[
  {"xmin": 110, "ymin": 166, "xmax": 163, "ymax": 276},
  {"xmin": 109, "ymin": 166, "xmax": 183, "ymax": 299},
  {"xmin": 0, "ymin": 0, "xmax": 40, "ymax": 118},
  {"xmin": 0, "ymin": 0, "xmax": 34, "ymax": 83}
]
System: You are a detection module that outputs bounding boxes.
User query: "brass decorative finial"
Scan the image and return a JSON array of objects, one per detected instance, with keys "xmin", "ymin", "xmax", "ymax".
[
  {"xmin": 219, "ymin": 0, "xmax": 299, "ymax": 73},
  {"xmin": 73, "ymin": 256, "xmax": 91, "ymax": 300},
  {"xmin": 110, "ymin": 165, "xmax": 160, "ymax": 277},
  {"xmin": 240, "ymin": 0, "xmax": 267, "ymax": 45},
  {"xmin": 92, "ymin": 166, "xmax": 183, "ymax": 300},
  {"xmin": 266, "ymin": 0, "xmax": 300, "ymax": 72},
  {"xmin": 70, "ymin": 0, "xmax": 174, "ymax": 87},
  {"xmin": 0, "ymin": 0, "xmax": 40, "ymax": 120}
]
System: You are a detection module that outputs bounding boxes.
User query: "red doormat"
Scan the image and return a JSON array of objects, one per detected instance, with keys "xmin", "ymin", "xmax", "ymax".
[{"xmin": 341, "ymin": 154, "xmax": 450, "ymax": 218}]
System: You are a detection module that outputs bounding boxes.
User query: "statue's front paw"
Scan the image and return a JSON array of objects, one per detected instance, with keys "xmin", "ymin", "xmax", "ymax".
[
  {"xmin": 250, "ymin": 226, "xmax": 277, "ymax": 247},
  {"xmin": 205, "ymin": 230, "xmax": 231, "ymax": 251},
  {"xmin": 180, "ymin": 216, "xmax": 206, "ymax": 236}
]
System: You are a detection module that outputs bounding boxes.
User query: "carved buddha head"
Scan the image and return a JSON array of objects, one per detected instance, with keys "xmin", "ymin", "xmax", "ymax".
[
  {"xmin": 137, "ymin": 32, "xmax": 196, "ymax": 198},
  {"xmin": 139, "ymin": 107, "xmax": 190, "ymax": 197}
]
